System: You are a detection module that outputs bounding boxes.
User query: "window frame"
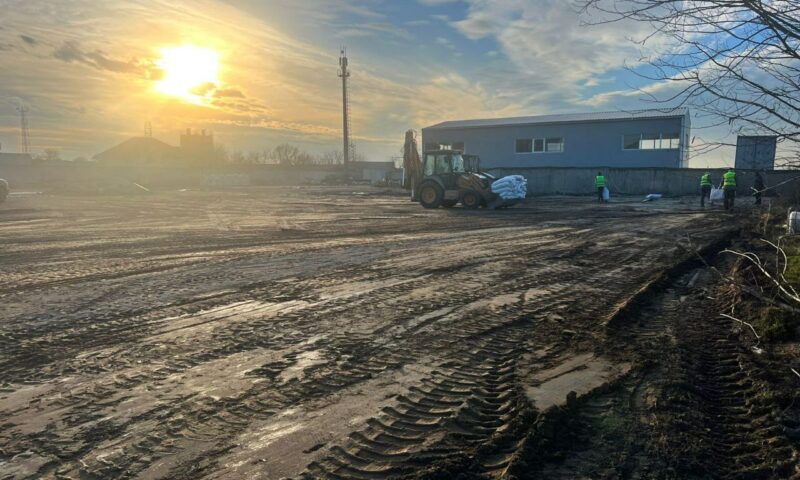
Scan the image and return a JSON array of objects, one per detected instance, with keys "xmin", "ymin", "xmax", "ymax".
[
  {"xmin": 544, "ymin": 137, "xmax": 564, "ymax": 153},
  {"xmin": 622, "ymin": 133, "xmax": 681, "ymax": 151},
  {"xmin": 516, "ymin": 137, "xmax": 564, "ymax": 154},
  {"xmin": 515, "ymin": 138, "xmax": 533, "ymax": 154}
]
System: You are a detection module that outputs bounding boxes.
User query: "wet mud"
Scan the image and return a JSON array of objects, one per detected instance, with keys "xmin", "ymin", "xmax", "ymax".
[{"xmin": 1, "ymin": 188, "xmax": 794, "ymax": 479}]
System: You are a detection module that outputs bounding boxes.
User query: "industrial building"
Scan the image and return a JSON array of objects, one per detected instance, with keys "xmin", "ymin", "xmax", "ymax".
[{"xmin": 422, "ymin": 108, "xmax": 690, "ymax": 169}]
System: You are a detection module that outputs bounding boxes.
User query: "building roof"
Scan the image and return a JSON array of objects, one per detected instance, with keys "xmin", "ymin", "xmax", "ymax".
[
  {"xmin": 425, "ymin": 108, "xmax": 689, "ymax": 130},
  {"xmin": 94, "ymin": 137, "xmax": 181, "ymax": 163}
]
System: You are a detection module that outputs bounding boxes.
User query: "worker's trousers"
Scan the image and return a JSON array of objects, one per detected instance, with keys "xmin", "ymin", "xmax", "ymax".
[
  {"xmin": 597, "ymin": 187, "xmax": 604, "ymax": 203},
  {"xmin": 700, "ymin": 185, "xmax": 711, "ymax": 207},
  {"xmin": 723, "ymin": 187, "xmax": 736, "ymax": 210}
]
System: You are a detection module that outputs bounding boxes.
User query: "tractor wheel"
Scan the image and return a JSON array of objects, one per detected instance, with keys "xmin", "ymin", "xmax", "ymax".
[
  {"xmin": 419, "ymin": 182, "xmax": 444, "ymax": 209},
  {"xmin": 461, "ymin": 190, "xmax": 481, "ymax": 209},
  {"xmin": 441, "ymin": 199, "xmax": 458, "ymax": 208}
]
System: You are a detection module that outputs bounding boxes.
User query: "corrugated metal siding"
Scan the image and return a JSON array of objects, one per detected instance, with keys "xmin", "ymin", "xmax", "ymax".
[
  {"xmin": 426, "ymin": 108, "xmax": 689, "ymax": 130},
  {"xmin": 422, "ymin": 116, "xmax": 687, "ymax": 169}
]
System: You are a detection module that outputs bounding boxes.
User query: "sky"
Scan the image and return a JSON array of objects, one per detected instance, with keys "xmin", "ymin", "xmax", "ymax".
[{"xmin": 0, "ymin": 0, "xmax": 742, "ymax": 166}]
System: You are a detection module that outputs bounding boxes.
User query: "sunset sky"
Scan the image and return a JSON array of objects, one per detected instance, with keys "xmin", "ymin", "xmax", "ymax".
[{"xmin": 0, "ymin": 0, "xmax": 738, "ymax": 166}]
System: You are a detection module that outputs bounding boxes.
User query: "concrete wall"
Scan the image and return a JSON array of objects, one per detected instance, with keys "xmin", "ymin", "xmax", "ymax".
[
  {"xmin": 488, "ymin": 167, "xmax": 800, "ymax": 198},
  {"xmin": 0, "ymin": 161, "xmax": 392, "ymax": 190},
  {"xmin": 422, "ymin": 116, "xmax": 688, "ymax": 169}
]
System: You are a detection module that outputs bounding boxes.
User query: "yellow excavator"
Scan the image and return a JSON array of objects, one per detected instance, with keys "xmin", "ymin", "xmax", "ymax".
[{"xmin": 402, "ymin": 130, "xmax": 515, "ymax": 209}]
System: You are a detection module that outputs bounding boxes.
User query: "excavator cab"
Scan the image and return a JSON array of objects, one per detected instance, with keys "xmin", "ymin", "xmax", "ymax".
[{"xmin": 418, "ymin": 150, "xmax": 495, "ymax": 209}]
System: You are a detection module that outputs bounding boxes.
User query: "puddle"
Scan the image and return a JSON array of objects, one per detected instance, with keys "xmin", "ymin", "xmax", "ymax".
[{"xmin": 524, "ymin": 354, "xmax": 630, "ymax": 411}]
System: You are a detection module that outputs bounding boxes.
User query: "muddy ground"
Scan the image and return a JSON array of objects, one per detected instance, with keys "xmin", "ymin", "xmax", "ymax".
[{"xmin": 0, "ymin": 187, "xmax": 797, "ymax": 479}]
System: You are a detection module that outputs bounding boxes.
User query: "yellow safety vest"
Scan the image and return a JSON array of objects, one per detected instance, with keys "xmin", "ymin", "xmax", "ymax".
[
  {"xmin": 700, "ymin": 174, "xmax": 711, "ymax": 187},
  {"xmin": 723, "ymin": 171, "xmax": 736, "ymax": 187},
  {"xmin": 595, "ymin": 175, "xmax": 606, "ymax": 188}
]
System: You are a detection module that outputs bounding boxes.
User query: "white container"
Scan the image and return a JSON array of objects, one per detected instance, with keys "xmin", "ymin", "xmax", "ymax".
[{"xmin": 789, "ymin": 211, "xmax": 800, "ymax": 234}]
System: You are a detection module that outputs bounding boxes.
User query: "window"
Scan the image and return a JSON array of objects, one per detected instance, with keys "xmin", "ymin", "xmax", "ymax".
[
  {"xmin": 424, "ymin": 154, "xmax": 435, "ymax": 176},
  {"xmin": 516, "ymin": 139, "xmax": 533, "ymax": 153},
  {"xmin": 623, "ymin": 133, "xmax": 681, "ymax": 150},
  {"xmin": 623, "ymin": 134, "xmax": 640, "ymax": 150},
  {"xmin": 434, "ymin": 154, "xmax": 451, "ymax": 173},
  {"xmin": 545, "ymin": 138, "xmax": 564, "ymax": 153},
  {"xmin": 663, "ymin": 133, "xmax": 680, "ymax": 149},
  {"xmin": 451, "ymin": 153, "xmax": 465, "ymax": 172},
  {"xmin": 452, "ymin": 141, "xmax": 465, "ymax": 152},
  {"xmin": 518, "ymin": 138, "xmax": 563, "ymax": 154},
  {"xmin": 641, "ymin": 133, "xmax": 660, "ymax": 150}
]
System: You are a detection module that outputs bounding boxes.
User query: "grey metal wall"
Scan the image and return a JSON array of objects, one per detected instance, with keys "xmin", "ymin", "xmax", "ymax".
[
  {"xmin": 735, "ymin": 136, "xmax": 777, "ymax": 170},
  {"xmin": 488, "ymin": 167, "xmax": 800, "ymax": 197},
  {"xmin": 422, "ymin": 117, "xmax": 687, "ymax": 169}
]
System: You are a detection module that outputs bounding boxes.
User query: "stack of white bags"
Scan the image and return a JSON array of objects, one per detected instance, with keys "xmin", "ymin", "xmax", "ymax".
[{"xmin": 491, "ymin": 175, "xmax": 528, "ymax": 200}]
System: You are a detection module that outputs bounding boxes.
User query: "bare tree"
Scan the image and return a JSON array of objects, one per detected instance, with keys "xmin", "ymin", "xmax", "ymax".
[
  {"xmin": 579, "ymin": 0, "xmax": 800, "ymax": 164},
  {"xmin": 246, "ymin": 151, "xmax": 261, "ymax": 164},
  {"xmin": 228, "ymin": 150, "xmax": 245, "ymax": 164},
  {"xmin": 320, "ymin": 150, "xmax": 344, "ymax": 165},
  {"xmin": 272, "ymin": 143, "xmax": 301, "ymax": 166},
  {"xmin": 43, "ymin": 148, "xmax": 62, "ymax": 162}
]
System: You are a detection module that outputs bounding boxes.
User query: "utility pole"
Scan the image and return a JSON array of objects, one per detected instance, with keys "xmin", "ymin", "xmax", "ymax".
[
  {"xmin": 17, "ymin": 106, "xmax": 30, "ymax": 154},
  {"xmin": 338, "ymin": 48, "xmax": 350, "ymax": 167}
]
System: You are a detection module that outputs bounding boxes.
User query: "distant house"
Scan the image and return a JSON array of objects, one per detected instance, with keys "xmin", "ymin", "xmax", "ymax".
[
  {"xmin": 94, "ymin": 137, "xmax": 182, "ymax": 165},
  {"xmin": 94, "ymin": 130, "xmax": 216, "ymax": 165}
]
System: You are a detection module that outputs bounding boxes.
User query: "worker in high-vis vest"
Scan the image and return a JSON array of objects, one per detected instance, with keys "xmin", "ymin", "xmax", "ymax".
[
  {"xmin": 595, "ymin": 172, "xmax": 606, "ymax": 203},
  {"xmin": 722, "ymin": 168, "xmax": 737, "ymax": 210},
  {"xmin": 700, "ymin": 172, "xmax": 712, "ymax": 207}
]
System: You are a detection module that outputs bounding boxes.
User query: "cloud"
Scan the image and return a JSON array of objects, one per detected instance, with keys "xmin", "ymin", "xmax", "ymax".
[
  {"xmin": 417, "ymin": 0, "xmax": 458, "ymax": 5},
  {"xmin": 456, "ymin": 1, "xmax": 660, "ymax": 80},
  {"xmin": 337, "ymin": 22, "xmax": 413, "ymax": 41},
  {"xmin": 19, "ymin": 34, "xmax": 37, "ymax": 45},
  {"xmin": 52, "ymin": 40, "xmax": 153, "ymax": 76},
  {"xmin": 214, "ymin": 87, "xmax": 246, "ymax": 98},
  {"xmin": 435, "ymin": 37, "xmax": 455, "ymax": 49}
]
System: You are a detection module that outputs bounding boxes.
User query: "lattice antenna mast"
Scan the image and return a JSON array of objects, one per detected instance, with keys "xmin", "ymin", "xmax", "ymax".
[
  {"xmin": 144, "ymin": 121, "xmax": 153, "ymax": 138},
  {"xmin": 338, "ymin": 48, "xmax": 351, "ymax": 166},
  {"xmin": 17, "ymin": 106, "xmax": 31, "ymax": 154}
]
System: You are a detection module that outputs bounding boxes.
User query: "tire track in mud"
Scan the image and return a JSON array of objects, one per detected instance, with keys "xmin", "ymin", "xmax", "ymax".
[
  {"xmin": 0, "ymin": 200, "xmax": 735, "ymax": 479},
  {"xmin": 500, "ymin": 262, "xmax": 799, "ymax": 480},
  {"xmin": 0, "ymin": 227, "xmax": 575, "ymax": 383},
  {"xmin": 302, "ymin": 319, "xmax": 532, "ymax": 479},
  {"xmin": 658, "ymin": 308, "xmax": 799, "ymax": 478},
  {"xmin": 0, "ymin": 231, "xmax": 577, "ymax": 478}
]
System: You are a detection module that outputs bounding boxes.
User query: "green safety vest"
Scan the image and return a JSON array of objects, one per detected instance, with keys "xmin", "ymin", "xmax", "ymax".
[
  {"xmin": 723, "ymin": 171, "xmax": 736, "ymax": 187},
  {"xmin": 595, "ymin": 175, "xmax": 606, "ymax": 188},
  {"xmin": 700, "ymin": 174, "xmax": 711, "ymax": 187}
]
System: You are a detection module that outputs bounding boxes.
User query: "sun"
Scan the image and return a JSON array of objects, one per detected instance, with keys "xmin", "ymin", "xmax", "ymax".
[{"xmin": 155, "ymin": 45, "xmax": 219, "ymax": 103}]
